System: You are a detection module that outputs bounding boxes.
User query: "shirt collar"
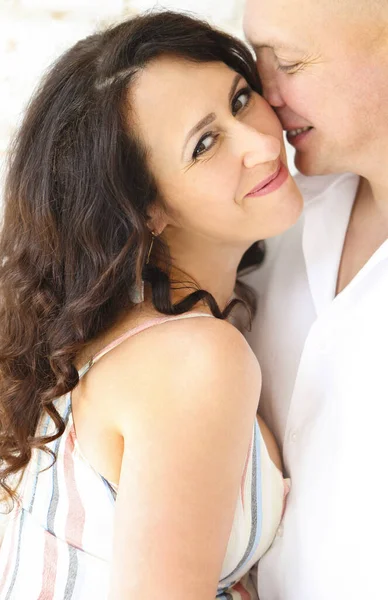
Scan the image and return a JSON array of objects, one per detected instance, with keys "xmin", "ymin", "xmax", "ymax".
[{"xmin": 300, "ymin": 173, "xmax": 360, "ymax": 315}]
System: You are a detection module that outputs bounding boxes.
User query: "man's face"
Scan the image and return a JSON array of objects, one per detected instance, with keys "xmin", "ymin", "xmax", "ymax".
[{"xmin": 243, "ymin": 0, "xmax": 388, "ymax": 177}]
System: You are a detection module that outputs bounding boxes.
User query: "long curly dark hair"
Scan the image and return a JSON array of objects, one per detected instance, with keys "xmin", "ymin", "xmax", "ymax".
[{"xmin": 0, "ymin": 10, "xmax": 263, "ymax": 502}]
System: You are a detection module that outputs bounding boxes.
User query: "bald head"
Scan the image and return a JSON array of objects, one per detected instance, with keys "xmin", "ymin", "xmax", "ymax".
[
  {"xmin": 328, "ymin": 0, "xmax": 388, "ymax": 14},
  {"xmin": 243, "ymin": 0, "xmax": 388, "ymax": 178},
  {"xmin": 244, "ymin": 0, "xmax": 388, "ymax": 57},
  {"xmin": 279, "ymin": 0, "xmax": 388, "ymax": 22},
  {"xmin": 318, "ymin": 0, "xmax": 387, "ymax": 32},
  {"xmin": 321, "ymin": 0, "xmax": 388, "ymax": 54}
]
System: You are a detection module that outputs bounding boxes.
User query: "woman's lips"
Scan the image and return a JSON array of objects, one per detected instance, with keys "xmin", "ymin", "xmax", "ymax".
[{"xmin": 245, "ymin": 162, "xmax": 289, "ymax": 198}]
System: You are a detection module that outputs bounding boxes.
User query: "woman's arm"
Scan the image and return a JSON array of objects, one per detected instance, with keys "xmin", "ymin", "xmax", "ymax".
[{"xmin": 108, "ymin": 317, "xmax": 262, "ymax": 600}]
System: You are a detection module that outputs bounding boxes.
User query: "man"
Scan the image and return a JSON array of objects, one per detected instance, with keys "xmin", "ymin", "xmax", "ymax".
[{"xmin": 242, "ymin": 0, "xmax": 388, "ymax": 598}]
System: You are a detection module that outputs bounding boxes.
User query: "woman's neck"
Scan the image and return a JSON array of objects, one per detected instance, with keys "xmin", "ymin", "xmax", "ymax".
[{"xmin": 157, "ymin": 230, "xmax": 246, "ymax": 311}]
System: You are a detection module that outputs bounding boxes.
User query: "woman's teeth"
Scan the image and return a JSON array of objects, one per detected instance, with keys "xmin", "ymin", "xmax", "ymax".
[{"xmin": 288, "ymin": 126, "xmax": 312, "ymax": 138}]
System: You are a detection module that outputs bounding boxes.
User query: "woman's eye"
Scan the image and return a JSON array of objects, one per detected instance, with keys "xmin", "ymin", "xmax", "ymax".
[
  {"xmin": 192, "ymin": 133, "xmax": 217, "ymax": 160},
  {"xmin": 232, "ymin": 88, "xmax": 252, "ymax": 115},
  {"xmin": 190, "ymin": 86, "xmax": 252, "ymax": 162}
]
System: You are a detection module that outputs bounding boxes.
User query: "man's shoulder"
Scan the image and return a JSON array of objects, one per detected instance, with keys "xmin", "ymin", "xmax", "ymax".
[{"xmin": 295, "ymin": 171, "xmax": 359, "ymax": 205}]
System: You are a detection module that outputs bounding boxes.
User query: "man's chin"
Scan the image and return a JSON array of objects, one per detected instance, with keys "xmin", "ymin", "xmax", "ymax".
[{"xmin": 294, "ymin": 150, "xmax": 334, "ymax": 177}]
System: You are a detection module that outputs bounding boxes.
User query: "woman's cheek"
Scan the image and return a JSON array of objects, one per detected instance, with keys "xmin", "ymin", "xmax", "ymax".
[{"xmin": 203, "ymin": 153, "xmax": 241, "ymax": 196}]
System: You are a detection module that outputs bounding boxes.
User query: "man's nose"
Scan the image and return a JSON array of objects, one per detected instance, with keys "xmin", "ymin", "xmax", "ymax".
[{"xmin": 261, "ymin": 76, "xmax": 285, "ymax": 109}]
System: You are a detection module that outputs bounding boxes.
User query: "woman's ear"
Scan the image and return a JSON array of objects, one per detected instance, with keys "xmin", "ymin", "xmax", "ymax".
[{"xmin": 146, "ymin": 203, "xmax": 169, "ymax": 236}]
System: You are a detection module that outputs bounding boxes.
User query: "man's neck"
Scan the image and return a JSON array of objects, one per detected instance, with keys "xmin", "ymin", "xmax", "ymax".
[
  {"xmin": 335, "ymin": 176, "xmax": 388, "ymax": 295},
  {"xmin": 368, "ymin": 183, "xmax": 388, "ymax": 222}
]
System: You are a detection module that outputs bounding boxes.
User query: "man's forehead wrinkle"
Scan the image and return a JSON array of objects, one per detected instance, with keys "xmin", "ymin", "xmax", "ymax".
[{"xmin": 252, "ymin": 41, "xmax": 305, "ymax": 53}]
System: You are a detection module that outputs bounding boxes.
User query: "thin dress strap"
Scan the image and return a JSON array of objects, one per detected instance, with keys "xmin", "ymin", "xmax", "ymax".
[{"xmin": 78, "ymin": 312, "xmax": 213, "ymax": 378}]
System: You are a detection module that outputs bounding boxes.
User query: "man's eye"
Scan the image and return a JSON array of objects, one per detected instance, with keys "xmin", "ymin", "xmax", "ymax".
[
  {"xmin": 232, "ymin": 87, "xmax": 252, "ymax": 115},
  {"xmin": 192, "ymin": 132, "xmax": 218, "ymax": 159},
  {"xmin": 276, "ymin": 62, "xmax": 302, "ymax": 74}
]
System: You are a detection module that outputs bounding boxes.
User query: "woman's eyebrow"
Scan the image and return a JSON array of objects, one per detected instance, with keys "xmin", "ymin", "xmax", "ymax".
[
  {"xmin": 184, "ymin": 112, "xmax": 217, "ymax": 150},
  {"xmin": 182, "ymin": 73, "xmax": 243, "ymax": 156},
  {"xmin": 228, "ymin": 73, "xmax": 243, "ymax": 105}
]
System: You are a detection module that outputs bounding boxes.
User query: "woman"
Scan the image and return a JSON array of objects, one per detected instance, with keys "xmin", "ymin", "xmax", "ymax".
[{"xmin": 0, "ymin": 11, "xmax": 302, "ymax": 599}]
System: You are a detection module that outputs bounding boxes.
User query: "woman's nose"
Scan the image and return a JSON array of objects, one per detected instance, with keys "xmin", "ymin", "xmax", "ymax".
[{"xmin": 241, "ymin": 128, "xmax": 281, "ymax": 169}]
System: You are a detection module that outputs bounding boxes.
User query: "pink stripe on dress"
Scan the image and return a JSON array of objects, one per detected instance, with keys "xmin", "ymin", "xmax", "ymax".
[
  {"xmin": 37, "ymin": 530, "xmax": 59, "ymax": 599},
  {"xmin": 64, "ymin": 425, "xmax": 86, "ymax": 549},
  {"xmin": 233, "ymin": 580, "xmax": 251, "ymax": 599}
]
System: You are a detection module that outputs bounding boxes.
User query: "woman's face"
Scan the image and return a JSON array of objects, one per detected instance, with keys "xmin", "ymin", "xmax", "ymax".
[{"xmin": 130, "ymin": 56, "xmax": 302, "ymax": 247}]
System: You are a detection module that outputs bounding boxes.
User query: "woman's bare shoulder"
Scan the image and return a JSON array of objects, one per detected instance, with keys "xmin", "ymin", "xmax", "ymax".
[
  {"xmin": 90, "ymin": 313, "xmax": 262, "ymax": 432},
  {"xmin": 114, "ymin": 314, "xmax": 260, "ymax": 382}
]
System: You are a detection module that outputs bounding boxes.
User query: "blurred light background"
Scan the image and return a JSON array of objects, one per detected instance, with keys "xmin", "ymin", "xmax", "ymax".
[{"xmin": 0, "ymin": 0, "xmax": 295, "ymax": 199}]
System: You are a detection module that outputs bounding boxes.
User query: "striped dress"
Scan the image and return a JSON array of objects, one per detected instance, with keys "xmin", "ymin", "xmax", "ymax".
[{"xmin": 0, "ymin": 313, "xmax": 287, "ymax": 599}]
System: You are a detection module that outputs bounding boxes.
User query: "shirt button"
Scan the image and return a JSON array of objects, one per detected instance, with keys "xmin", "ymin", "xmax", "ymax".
[
  {"xmin": 290, "ymin": 431, "xmax": 297, "ymax": 442},
  {"xmin": 276, "ymin": 523, "xmax": 284, "ymax": 537}
]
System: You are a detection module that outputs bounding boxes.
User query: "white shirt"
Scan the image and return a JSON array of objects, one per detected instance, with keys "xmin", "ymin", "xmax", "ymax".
[{"xmin": 244, "ymin": 172, "xmax": 388, "ymax": 600}]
